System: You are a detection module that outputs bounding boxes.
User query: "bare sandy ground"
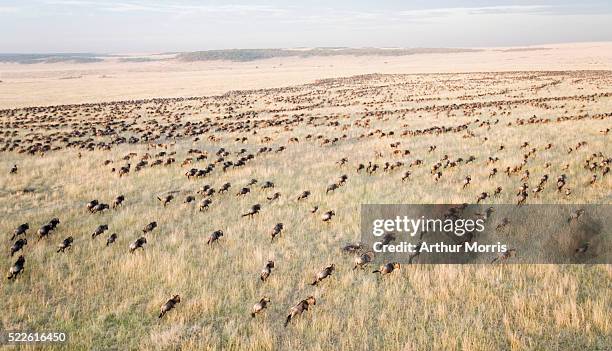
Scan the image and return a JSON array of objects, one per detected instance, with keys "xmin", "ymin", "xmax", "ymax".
[{"xmin": 0, "ymin": 42, "xmax": 611, "ymax": 109}]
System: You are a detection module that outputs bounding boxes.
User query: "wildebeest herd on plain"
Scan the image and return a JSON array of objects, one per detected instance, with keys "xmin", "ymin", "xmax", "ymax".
[{"xmin": 1, "ymin": 71, "xmax": 611, "ymax": 349}]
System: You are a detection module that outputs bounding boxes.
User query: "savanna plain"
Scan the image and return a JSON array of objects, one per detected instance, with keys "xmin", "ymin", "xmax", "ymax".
[{"xmin": 0, "ymin": 47, "xmax": 611, "ymax": 350}]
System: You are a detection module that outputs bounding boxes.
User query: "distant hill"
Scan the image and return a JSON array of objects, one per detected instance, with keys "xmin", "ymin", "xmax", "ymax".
[
  {"xmin": 177, "ymin": 47, "xmax": 481, "ymax": 62},
  {"xmin": 0, "ymin": 53, "xmax": 104, "ymax": 64},
  {"xmin": 0, "ymin": 48, "xmax": 483, "ymax": 64},
  {"xmin": 118, "ymin": 57, "xmax": 163, "ymax": 63}
]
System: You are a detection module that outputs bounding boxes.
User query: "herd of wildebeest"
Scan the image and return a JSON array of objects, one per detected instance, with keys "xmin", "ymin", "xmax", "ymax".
[{"xmin": 1, "ymin": 71, "xmax": 611, "ymax": 330}]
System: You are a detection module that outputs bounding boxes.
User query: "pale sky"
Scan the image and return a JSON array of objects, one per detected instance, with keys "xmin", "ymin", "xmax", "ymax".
[{"xmin": 1, "ymin": 0, "xmax": 612, "ymax": 53}]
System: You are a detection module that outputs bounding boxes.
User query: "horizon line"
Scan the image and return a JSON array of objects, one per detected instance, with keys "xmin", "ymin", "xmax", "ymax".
[{"xmin": 1, "ymin": 40, "xmax": 610, "ymax": 56}]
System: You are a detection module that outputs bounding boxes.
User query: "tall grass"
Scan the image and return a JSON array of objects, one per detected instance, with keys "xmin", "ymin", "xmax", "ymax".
[{"xmin": 1, "ymin": 72, "xmax": 611, "ymax": 350}]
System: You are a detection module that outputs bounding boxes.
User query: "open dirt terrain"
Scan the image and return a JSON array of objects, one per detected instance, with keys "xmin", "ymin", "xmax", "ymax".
[{"xmin": 1, "ymin": 45, "xmax": 611, "ymax": 350}]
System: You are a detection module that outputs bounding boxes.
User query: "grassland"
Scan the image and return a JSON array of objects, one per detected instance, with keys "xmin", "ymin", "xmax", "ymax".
[
  {"xmin": 0, "ymin": 70, "xmax": 611, "ymax": 350},
  {"xmin": 2, "ymin": 42, "xmax": 611, "ymax": 109}
]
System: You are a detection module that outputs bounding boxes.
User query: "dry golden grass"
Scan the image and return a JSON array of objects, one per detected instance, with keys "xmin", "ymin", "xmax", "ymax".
[{"xmin": 0, "ymin": 70, "xmax": 611, "ymax": 350}]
